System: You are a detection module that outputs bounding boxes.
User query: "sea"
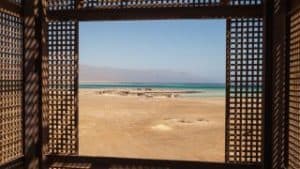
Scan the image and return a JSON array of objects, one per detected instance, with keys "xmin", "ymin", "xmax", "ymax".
[{"xmin": 79, "ymin": 82, "xmax": 225, "ymax": 98}]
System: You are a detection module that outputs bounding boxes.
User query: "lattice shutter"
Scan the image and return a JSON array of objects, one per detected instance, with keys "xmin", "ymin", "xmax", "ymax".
[
  {"xmin": 48, "ymin": 20, "xmax": 79, "ymax": 154},
  {"xmin": 225, "ymin": 18, "xmax": 263, "ymax": 164},
  {"xmin": 48, "ymin": 0, "xmax": 76, "ymax": 11},
  {"xmin": 83, "ymin": 0, "xmax": 220, "ymax": 8},
  {"xmin": 0, "ymin": 11, "xmax": 23, "ymax": 165},
  {"xmin": 288, "ymin": 10, "xmax": 300, "ymax": 169},
  {"xmin": 48, "ymin": 0, "xmax": 263, "ymax": 10},
  {"xmin": 0, "ymin": 9, "xmax": 23, "ymax": 164},
  {"xmin": 56, "ymin": 0, "xmax": 263, "ymax": 9},
  {"xmin": 230, "ymin": 0, "xmax": 262, "ymax": 5}
]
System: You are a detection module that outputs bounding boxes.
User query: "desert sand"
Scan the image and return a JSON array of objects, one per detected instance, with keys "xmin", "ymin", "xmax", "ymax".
[{"xmin": 79, "ymin": 89, "xmax": 225, "ymax": 162}]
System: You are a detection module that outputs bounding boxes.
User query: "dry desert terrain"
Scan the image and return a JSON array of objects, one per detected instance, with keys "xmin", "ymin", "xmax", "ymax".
[{"xmin": 79, "ymin": 89, "xmax": 225, "ymax": 162}]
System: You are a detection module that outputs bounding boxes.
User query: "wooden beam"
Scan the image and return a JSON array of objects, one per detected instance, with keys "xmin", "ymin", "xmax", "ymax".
[
  {"xmin": 47, "ymin": 155, "xmax": 261, "ymax": 169},
  {"xmin": 262, "ymin": 0, "xmax": 273, "ymax": 168},
  {"xmin": 23, "ymin": 0, "xmax": 48, "ymax": 169},
  {"xmin": 289, "ymin": 0, "xmax": 300, "ymax": 15},
  {"xmin": 0, "ymin": 157, "xmax": 24, "ymax": 169},
  {"xmin": 48, "ymin": 5, "xmax": 263, "ymax": 21},
  {"xmin": 263, "ymin": 0, "xmax": 289, "ymax": 169},
  {"xmin": 0, "ymin": 0, "xmax": 22, "ymax": 15}
]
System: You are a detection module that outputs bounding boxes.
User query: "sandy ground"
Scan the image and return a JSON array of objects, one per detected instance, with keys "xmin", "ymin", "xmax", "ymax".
[{"xmin": 79, "ymin": 89, "xmax": 225, "ymax": 162}]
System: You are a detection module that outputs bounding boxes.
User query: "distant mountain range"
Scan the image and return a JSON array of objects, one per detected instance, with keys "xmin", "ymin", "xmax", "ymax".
[{"xmin": 79, "ymin": 64, "xmax": 210, "ymax": 83}]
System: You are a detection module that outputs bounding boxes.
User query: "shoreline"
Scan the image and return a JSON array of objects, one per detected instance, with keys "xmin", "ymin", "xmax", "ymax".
[
  {"xmin": 79, "ymin": 88, "xmax": 224, "ymax": 99},
  {"xmin": 96, "ymin": 88, "xmax": 203, "ymax": 98}
]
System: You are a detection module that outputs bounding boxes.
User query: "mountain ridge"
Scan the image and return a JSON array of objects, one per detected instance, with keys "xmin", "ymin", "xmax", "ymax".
[{"xmin": 79, "ymin": 64, "xmax": 209, "ymax": 83}]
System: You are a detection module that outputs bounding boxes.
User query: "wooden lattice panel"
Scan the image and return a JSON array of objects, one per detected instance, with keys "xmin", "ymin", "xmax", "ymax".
[
  {"xmin": 225, "ymin": 18, "xmax": 263, "ymax": 164},
  {"xmin": 289, "ymin": 10, "xmax": 300, "ymax": 169},
  {"xmin": 83, "ymin": 0, "xmax": 220, "ymax": 8},
  {"xmin": 48, "ymin": 0, "xmax": 262, "ymax": 11},
  {"xmin": 48, "ymin": 0, "xmax": 76, "ymax": 11},
  {"xmin": 84, "ymin": 0, "xmax": 262, "ymax": 8},
  {"xmin": 48, "ymin": 21, "xmax": 79, "ymax": 154},
  {"xmin": 230, "ymin": 0, "xmax": 261, "ymax": 5},
  {"xmin": 0, "ymin": 12, "xmax": 23, "ymax": 165}
]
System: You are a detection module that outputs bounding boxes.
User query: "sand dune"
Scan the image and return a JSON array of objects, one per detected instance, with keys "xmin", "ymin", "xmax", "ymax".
[{"xmin": 79, "ymin": 89, "xmax": 225, "ymax": 162}]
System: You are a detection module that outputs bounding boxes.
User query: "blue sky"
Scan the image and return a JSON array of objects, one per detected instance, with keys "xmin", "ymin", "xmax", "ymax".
[{"xmin": 80, "ymin": 20, "xmax": 226, "ymax": 83}]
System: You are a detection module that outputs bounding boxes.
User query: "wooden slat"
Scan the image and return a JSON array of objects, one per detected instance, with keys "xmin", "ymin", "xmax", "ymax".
[
  {"xmin": 23, "ymin": 0, "xmax": 48, "ymax": 169},
  {"xmin": 47, "ymin": 155, "xmax": 261, "ymax": 169},
  {"xmin": 0, "ymin": 0, "xmax": 21, "ymax": 15},
  {"xmin": 265, "ymin": 0, "xmax": 289, "ymax": 169},
  {"xmin": 288, "ymin": 8, "xmax": 300, "ymax": 169},
  {"xmin": 289, "ymin": 0, "xmax": 300, "ymax": 15},
  {"xmin": 48, "ymin": 5, "xmax": 263, "ymax": 21},
  {"xmin": 0, "ymin": 157, "xmax": 24, "ymax": 169}
]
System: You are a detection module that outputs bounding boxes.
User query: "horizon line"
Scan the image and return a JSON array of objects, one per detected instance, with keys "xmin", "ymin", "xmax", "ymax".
[{"xmin": 79, "ymin": 81, "xmax": 225, "ymax": 84}]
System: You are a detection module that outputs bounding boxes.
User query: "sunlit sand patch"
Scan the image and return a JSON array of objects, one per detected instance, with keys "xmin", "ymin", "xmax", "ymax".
[
  {"xmin": 151, "ymin": 124, "xmax": 173, "ymax": 131},
  {"xmin": 150, "ymin": 117, "xmax": 211, "ymax": 132},
  {"xmin": 79, "ymin": 89, "xmax": 225, "ymax": 161},
  {"xmin": 164, "ymin": 117, "xmax": 210, "ymax": 127}
]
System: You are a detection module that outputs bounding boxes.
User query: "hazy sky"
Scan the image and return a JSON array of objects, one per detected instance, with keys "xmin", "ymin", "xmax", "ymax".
[{"xmin": 80, "ymin": 20, "xmax": 226, "ymax": 83}]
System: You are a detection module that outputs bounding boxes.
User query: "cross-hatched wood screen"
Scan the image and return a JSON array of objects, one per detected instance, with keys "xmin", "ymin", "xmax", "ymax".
[
  {"xmin": 225, "ymin": 18, "xmax": 263, "ymax": 164},
  {"xmin": 230, "ymin": 0, "xmax": 261, "ymax": 5},
  {"xmin": 0, "ymin": 11, "xmax": 23, "ymax": 165},
  {"xmin": 288, "ymin": 10, "xmax": 300, "ymax": 169},
  {"xmin": 48, "ymin": 20, "xmax": 79, "ymax": 155},
  {"xmin": 48, "ymin": 0, "xmax": 262, "ymax": 11},
  {"xmin": 83, "ymin": 0, "xmax": 221, "ymax": 8},
  {"xmin": 83, "ymin": 0, "xmax": 262, "ymax": 8},
  {"xmin": 48, "ymin": 0, "xmax": 76, "ymax": 11}
]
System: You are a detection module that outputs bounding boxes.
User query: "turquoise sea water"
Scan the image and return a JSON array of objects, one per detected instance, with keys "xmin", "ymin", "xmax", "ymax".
[{"xmin": 79, "ymin": 82, "xmax": 225, "ymax": 98}]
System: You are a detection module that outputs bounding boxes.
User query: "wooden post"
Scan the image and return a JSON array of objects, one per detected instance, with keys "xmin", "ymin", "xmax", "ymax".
[
  {"xmin": 23, "ymin": 0, "xmax": 48, "ymax": 169},
  {"xmin": 262, "ymin": 0, "xmax": 273, "ymax": 168}
]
